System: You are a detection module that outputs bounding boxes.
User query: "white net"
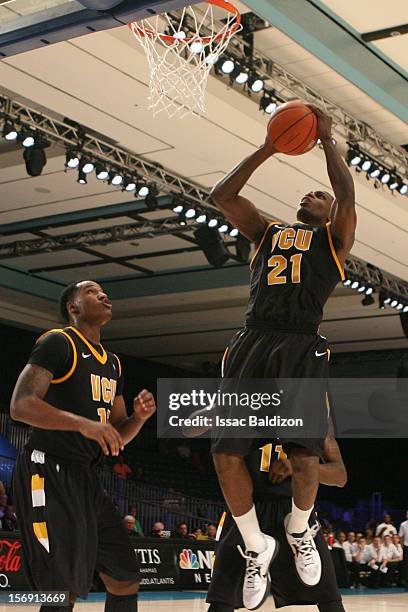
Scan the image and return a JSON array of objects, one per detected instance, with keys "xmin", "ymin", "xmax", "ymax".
[{"xmin": 129, "ymin": 1, "xmax": 241, "ymax": 118}]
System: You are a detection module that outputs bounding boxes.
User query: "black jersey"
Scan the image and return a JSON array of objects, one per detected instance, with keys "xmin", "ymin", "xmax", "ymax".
[
  {"xmin": 246, "ymin": 221, "xmax": 344, "ymax": 328},
  {"xmin": 26, "ymin": 326, "xmax": 123, "ymax": 464},
  {"xmin": 245, "ymin": 442, "xmax": 292, "ymax": 500}
]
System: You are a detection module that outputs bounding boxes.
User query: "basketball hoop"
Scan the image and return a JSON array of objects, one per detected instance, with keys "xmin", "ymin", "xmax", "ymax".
[{"xmin": 129, "ymin": 0, "xmax": 241, "ymax": 118}]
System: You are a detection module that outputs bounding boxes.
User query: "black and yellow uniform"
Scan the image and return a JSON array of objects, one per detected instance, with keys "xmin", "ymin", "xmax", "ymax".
[
  {"xmin": 12, "ymin": 327, "xmax": 140, "ymax": 598},
  {"xmin": 211, "ymin": 221, "xmax": 342, "ymax": 457},
  {"xmin": 207, "ymin": 443, "xmax": 343, "ymax": 610}
]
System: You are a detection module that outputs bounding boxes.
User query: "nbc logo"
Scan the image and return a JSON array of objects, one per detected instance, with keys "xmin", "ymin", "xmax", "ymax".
[{"xmin": 179, "ymin": 549, "xmax": 199, "ymax": 570}]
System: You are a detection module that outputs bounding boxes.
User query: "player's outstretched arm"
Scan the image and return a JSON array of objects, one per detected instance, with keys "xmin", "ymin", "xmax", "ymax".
[
  {"xmin": 211, "ymin": 139, "xmax": 278, "ymax": 242},
  {"xmin": 318, "ymin": 418, "xmax": 347, "ymax": 487},
  {"xmin": 11, "ymin": 363, "xmax": 124, "ymax": 456},
  {"xmin": 309, "ymin": 105, "xmax": 356, "ymax": 264}
]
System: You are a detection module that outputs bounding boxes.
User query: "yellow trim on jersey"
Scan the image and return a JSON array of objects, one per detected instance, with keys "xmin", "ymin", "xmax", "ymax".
[
  {"xmin": 249, "ymin": 221, "xmax": 280, "ymax": 271},
  {"xmin": 113, "ymin": 354, "xmax": 122, "ymax": 378},
  {"xmin": 221, "ymin": 347, "xmax": 229, "ymax": 378},
  {"xmin": 215, "ymin": 511, "xmax": 227, "ymax": 542},
  {"xmin": 326, "ymin": 222, "xmax": 345, "ymax": 281},
  {"xmin": 36, "ymin": 329, "xmax": 78, "ymax": 384},
  {"xmin": 69, "ymin": 326, "xmax": 107, "ymax": 365},
  {"xmin": 31, "ymin": 475, "xmax": 44, "ymax": 491},
  {"xmin": 326, "ymin": 348, "xmax": 331, "ymax": 362}
]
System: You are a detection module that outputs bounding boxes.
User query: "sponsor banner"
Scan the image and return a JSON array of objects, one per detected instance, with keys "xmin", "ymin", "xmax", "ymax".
[
  {"xmin": 2, "ymin": 533, "xmax": 216, "ymax": 591},
  {"xmin": 0, "ymin": 533, "xmax": 25, "ymax": 590}
]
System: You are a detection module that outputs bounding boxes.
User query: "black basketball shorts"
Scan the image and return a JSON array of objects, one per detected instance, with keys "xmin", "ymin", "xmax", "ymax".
[
  {"xmin": 12, "ymin": 450, "xmax": 140, "ymax": 598},
  {"xmin": 207, "ymin": 495, "xmax": 341, "ymax": 609},
  {"xmin": 211, "ymin": 326, "xmax": 331, "ymax": 457}
]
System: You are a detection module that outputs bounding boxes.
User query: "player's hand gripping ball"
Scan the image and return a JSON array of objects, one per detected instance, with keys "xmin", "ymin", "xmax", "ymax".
[
  {"xmin": 133, "ymin": 389, "xmax": 157, "ymax": 421},
  {"xmin": 266, "ymin": 100, "xmax": 318, "ymax": 155}
]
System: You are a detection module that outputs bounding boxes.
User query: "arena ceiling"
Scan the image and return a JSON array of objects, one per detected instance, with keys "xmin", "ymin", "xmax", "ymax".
[{"xmin": 0, "ymin": 0, "xmax": 407, "ymax": 369}]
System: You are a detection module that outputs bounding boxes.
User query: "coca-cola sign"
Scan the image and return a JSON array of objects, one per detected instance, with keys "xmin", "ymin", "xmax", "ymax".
[{"xmin": 0, "ymin": 540, "xmax": 21, "ymax": 573}]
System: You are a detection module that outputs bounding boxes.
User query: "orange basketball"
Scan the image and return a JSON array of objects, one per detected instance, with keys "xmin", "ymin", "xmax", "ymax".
[{"xmin": 267, "ymin": 100, "xmax": 317, "ymax": 155}]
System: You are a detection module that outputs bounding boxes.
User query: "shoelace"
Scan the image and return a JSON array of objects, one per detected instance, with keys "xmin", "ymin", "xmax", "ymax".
[
  {"xmin": 291, "ymin": 522, "xmax": 320, "ymax": 568},
  {"xmin": 237, "ymin": 546, "xmax": 263, "ymax": 589}
]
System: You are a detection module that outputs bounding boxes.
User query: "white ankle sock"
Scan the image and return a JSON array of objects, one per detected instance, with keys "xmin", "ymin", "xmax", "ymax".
[
  {"xmin": 287, "ymin": 499, "xmax": 313, "ymax": 534},
  {"xmin": 233, "ymin": 505, "xmax": 265, "ymax": 553}
]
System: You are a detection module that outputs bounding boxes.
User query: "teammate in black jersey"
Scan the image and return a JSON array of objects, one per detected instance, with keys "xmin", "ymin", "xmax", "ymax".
[
  {"xmin": 11, "ymin": 280, "xmax": 156, "ymax": 612},
  {"xmin": 207, "ymin": 422, "xmax": 347, "ymax": 612},
  {"xmin": 210, "ymin": 106, "xmax": 356, "ymax": 609}
]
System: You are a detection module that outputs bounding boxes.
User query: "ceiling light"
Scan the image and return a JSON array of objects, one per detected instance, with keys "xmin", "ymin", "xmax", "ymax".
[
  {"xmin": 111, "ymin": 173, "xmax": 123, "ymax": 186},
  {"xmin": 218, "ymin": 224, "xmax": 229, "ymax": 233},
  {"xmin": 66, "ymin": 150, "xmax": 79, "ymax": 169},
  {"xmin": 208, "ymin": 218, "xmax": 218, "ymax": 228},
  {"xmin": 235, "ymin": 70, "xmax": 249, "ymax": 85},
  {"xmin": 95, "ymin": 163, "xmax": 109, "ymax": 180},
  {"xmin": 124, "ymin": 178, "xmax": 136, "ymax": 192},
  {"xmin": 220, "ymin": 58, "xmax": 235, "ymax": 74},
  {"xmin": 361, "ymin": 294, "xmax": 375, "ymax": 306},
  {"xmin": 77, "ymin": 169, "xmax": 87, "ymax": 184},
  {"xmin": 358, "ymin": 285, "xmax": 366, "ymax": 293},
  {"xmin": 21, "ymin": 131, "xmax": 35, "ymax": 147},
  {"xmin": 380, "ymin": 171, "xmax": 390, "ymax": 184},
  {"xmin": 185, "ymin": 208, "xmax": 196, "ymax": 219},
  {"xmin": 248, "ymin": 74, "xmax": 264, "ymax": 93},
  {"xmin": 196, "ymin": 214, "xmax": 207, "ymax": 223},
  {"xmin": 351, "ymin": 281, "xmax": 359, "ymax": 289},
  {"xmin": 391, "ymin": 299, "xmax": 398, "ymax": 307},
  {"xmin": 361, "ymin": 160, "xmax": 372, "ymax": 172},
  {"xmin": 3, "ymin": 121, "xmax": 18, "ymax": 141},
  {"xmin": 399, "ymin": 184, "xmax": 408, "ymax": 195},
  {"xmin": 81, "ymin": 159, "xmax": 95, "ymax": 174},
  {"xmin": 229, "ymin": 228, "xmax": 239, "ymax": 237},
  {"xmin": 403, "ymin": 306, "xmax": 408, "ymax": 313},
  {"xmin": 23, "ymin": 143, "xmax": 47, "ymax": 176},
  {"xmin": 173, "ymin": 204, "xmax": 184, "ymax": 213},
  {"xmin": 370, "ymin": 166, "xmax": 380, "ymax": 178},
  {"xmin": 137, "ymin": 184, "xmax": 150, "ymax": 197},
  {"xmin": 389, "ymin": 178, "xmax": 399, "ymax": 190}
]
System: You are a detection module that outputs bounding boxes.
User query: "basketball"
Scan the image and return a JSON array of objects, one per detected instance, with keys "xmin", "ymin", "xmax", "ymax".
[{"xmin": 267, "ymin": 100, "xmax": 318, "ymax": 155}]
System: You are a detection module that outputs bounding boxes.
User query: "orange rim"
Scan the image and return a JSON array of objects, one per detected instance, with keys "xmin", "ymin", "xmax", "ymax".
[{"xmin": 129, "ymin": 0, "xmax": 241, "ymax": 44}]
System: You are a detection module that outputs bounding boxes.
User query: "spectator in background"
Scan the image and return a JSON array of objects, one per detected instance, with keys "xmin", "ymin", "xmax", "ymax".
[
  {"xmin": 123, "ymin": 515, "xmax": 137, "ymax": 537},
  {"xmin": 382, "ymin": 534, "xmax": 402, "ymax": 586},
  {"xmin": 376, "ymin": 513, "xmax": 397, "ymax": 538},
  {"xmin": 1, "ymin": 505, "xmax": 18, "ymax": 531},
  {"xmin": 192, "ymin": 528, "xmax": 204, "ymax": 540},
  {"xmin": 343, "ymin": 532, "xmax": 358, "ymax": 587},
  {"xmin": 0, "ymin": 494, "xmax": 8, "ymax": 519},
  {"xmin": 128, "ymin": 506, "xmax": 144, "ymax": 536},
  {"xmin": 206, "ymin": 524, "xmax": 217, "ymax": 541},
  {"xmin": 392, "ymin": 534, "xmax": 404, "ymax": 585},
  {"xmin": 173, "ymin": 522, "xmax": 191, "ymax": 540},
  {"xmin": 151, "ymin": 521, "xmax": 166, "ymax": 538},
  {"xmin": 333, "ymin": 531, "xmax": 346, "ymax": 549},
  {"xmin": 366, "ymin": 536, "xmax": 387, "ymax": 588},
  {"xmin": 353, "ymin": 536, "xmax": 372, "ymax": 586},
  {"xmin": 113, "ymin": 454, "xmax": 132, "ymax": 481},
  {"xmin": 364, "ymin": 527, "xmax": 374, "ymax": 544},
  {"xmin": 399, "ymin": 510, "xmax": 408, "ymax": 588}
]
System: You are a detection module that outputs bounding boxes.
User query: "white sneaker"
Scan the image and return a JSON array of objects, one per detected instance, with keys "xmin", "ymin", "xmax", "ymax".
[
  {"xmin": 237, "ymin": 534, "xmax": 279, "ymax": 610},
  {"xmin": 284, "ymin": 513, "xmax": 321, "ymax": 586}
]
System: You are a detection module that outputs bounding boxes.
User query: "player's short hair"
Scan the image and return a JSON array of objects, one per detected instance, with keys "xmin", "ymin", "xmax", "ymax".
[{"xmin": 59, "ymin": 281, "xmax": 84, "ymax": 322}]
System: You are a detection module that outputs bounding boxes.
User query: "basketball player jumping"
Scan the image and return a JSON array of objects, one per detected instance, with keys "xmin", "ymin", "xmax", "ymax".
[
  {"xmin": 11, "ymin": 280, "xmax": 156, "ymax": 612},
  {"xmin": 210, "ymin": 106, "xmax": 356, "ymax": 609}
]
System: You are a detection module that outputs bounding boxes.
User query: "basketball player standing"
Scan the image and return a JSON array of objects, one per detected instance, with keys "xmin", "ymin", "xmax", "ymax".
[
  {"xmin": 210, "ymin": 106, "xmax": 356, "ymax": 609},
  {"xmin": 11, "ymin": 280, "xmax": 156, "ymax": 611}
]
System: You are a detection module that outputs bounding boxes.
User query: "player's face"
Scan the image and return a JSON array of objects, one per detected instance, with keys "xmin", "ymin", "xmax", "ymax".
[
  {"xmin": 296, "ymin": 190, "xmax": 333, "ymax": 225},
  {"xmin": 70, "ymin": 281, "xmax": 113, "ymax": 326}
]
